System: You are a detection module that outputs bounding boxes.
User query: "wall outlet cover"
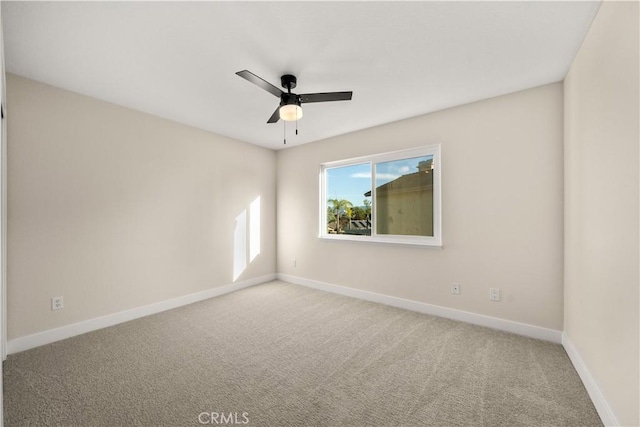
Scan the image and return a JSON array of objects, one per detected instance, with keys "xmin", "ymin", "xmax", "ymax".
[{"xmin": 52, "ymin": 296, "xmax": 63, "ymax": 311}]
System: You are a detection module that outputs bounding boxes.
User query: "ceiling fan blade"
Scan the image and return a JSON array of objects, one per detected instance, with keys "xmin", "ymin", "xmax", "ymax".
[
  {"xmin": 236, "ymin": 70, "xmax": 283, "ymax": 98},
  {"xmin": 300, "ymin": 92, "xmax": 353, "ymax": 103},
  {"xmin": 267, "ymin": 106, "xmax": 280, "ymax": 124}
]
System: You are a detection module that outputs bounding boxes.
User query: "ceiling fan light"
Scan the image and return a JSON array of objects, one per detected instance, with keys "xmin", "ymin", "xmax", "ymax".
[{"xmin": 279, "ymin": 104, "xmax": 303, "ymax": 121}]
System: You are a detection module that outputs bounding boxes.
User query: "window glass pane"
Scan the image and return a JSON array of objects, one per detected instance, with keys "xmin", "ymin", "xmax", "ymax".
[
  {"xmin": 326, "ymin": 163, "xmax": 372, "ymax": 235},
  {"xmin": 375, "ymin": 155, "xmax": 434, "ymax": 236}
]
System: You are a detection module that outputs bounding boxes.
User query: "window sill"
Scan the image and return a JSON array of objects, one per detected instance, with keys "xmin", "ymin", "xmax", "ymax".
[{"xmin": 319, "ymin": 233, "xmax": 442, "ymax": 248}]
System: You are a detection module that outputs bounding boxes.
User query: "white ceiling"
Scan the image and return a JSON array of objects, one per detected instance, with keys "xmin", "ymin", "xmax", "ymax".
[{"xmin": 2, "ymin": 1, "xmax": 600, "ymax": 150}]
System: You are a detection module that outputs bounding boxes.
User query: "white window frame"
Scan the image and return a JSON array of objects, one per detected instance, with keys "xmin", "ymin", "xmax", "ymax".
[{"xmin": 320, "ymin": 145, "xmax": 442, "ymax": 247}]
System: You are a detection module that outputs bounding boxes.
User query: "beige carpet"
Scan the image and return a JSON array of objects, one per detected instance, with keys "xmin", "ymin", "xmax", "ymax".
[{"xmin": 4, "ymin": 281, "xmax": 601, "ymax": 426}]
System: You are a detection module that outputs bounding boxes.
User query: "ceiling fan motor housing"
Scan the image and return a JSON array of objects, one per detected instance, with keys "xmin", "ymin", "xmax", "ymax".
[{"xmin": 280, "ymin": 92, "xmax": 301, "ymax": 107}]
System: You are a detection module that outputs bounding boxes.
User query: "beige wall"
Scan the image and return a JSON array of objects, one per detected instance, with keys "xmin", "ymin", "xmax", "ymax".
[
  {"xmin": 564, "ymin": 1, "xmax": 639, "ymax": 425},
  {"xmin": 277, "ymin": 83, "xmax": 564, "ymax": 330},
  {"xmin": 6, "ymin": 74, "xmax": 277, "ymax": 340}
]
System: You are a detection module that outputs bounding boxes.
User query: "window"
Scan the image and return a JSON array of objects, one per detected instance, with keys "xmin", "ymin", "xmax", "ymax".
[{"xmin": 320, "ymin": 145, "xmax": 441, "ymax": 246}]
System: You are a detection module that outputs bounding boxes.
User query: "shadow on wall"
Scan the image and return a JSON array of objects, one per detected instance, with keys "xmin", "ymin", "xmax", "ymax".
[{"xmin": 233, "ymin": 196, "xmax": 261, "ymax": 281}]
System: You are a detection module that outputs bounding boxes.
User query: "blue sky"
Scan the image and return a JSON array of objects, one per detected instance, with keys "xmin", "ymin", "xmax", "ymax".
[{"xmin": 326, "ymin": 155, "xmax": 432, "ymax": 207}]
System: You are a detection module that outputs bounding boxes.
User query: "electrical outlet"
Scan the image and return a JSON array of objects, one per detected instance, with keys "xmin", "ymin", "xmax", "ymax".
[
  {"xmin": 451, "ymin": 282, "xmax": 460, "ymax": 295},
  {"xmin": 292, "ymin": 259, "xmax": 297, "ymax": 268},
  {"xmin": 490, "ymin": 288, "xmax": 500, "ymax": 302},
  {"xmin": 52, "ymin": 296, "xmax": 63, "ymax": 311}
]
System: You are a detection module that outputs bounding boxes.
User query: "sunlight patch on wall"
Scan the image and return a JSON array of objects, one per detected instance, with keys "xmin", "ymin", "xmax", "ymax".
[
  {"xmin": 233, "ymin": 210, "xmax": 247, "ymax": 282},
  {"xmin": 233, "ymin": 196, "xmax": 261, "ymax": 282},
  {"xmin": 250, "ymin": 196, "xmax": 261, "ymax": 262}
]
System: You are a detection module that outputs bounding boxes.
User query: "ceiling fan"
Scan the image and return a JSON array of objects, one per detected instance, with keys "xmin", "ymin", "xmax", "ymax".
[{"xmin": 236, "ymin": 70, "xmax": 353, "ymax": 124}]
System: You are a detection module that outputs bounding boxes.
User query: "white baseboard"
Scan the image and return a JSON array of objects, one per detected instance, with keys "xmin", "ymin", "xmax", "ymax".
[
  {"xmin": 277, "ymin": 273, "xmax": 562, "ymax": 343},
  {"xmin": 7, "ymin": 273, "xmax": 276, "ymax": 355},
  {"xmin": 562, "ymin": 333, "xmax": 619, "ymax": 426}
]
